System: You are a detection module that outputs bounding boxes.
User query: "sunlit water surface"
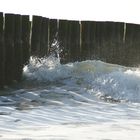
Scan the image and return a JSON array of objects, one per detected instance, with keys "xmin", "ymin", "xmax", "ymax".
[{"xmin": 0, "ymin": 56, "xmax": 140, "ymax": 140}]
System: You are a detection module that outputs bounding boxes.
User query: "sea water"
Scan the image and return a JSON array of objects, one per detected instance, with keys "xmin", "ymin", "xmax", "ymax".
[{"xmin": 0, "ymin": 56, "xmax": 140, "ymax": 140}]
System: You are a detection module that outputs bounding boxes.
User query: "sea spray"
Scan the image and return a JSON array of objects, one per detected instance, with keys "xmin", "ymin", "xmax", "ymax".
[
  {"xmin": 23, "ymin": 56, "xmax": 140, "ymax": 103},
  {"xmin": 1, "ymin": 59, "xmax": 140, "ymax": 139}
]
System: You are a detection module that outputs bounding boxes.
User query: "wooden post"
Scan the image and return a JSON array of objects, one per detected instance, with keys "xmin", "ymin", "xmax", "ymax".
[
  {"xmin": 58, "ymin": 19, "xmax": 68, "ymax": 63},
  {"xmin": 31, "ymin": 15, "xmax": 42, "ymax": 56},
  {"xmin": 111, "ymin": 22, "xmax": 124, "ymax": 65},
  {"xmin": 22, "ymin": 15, "xmax": 31, "ymax": 65},
  {"xmin": 125, "ymin": 23, "xmax": 140, "ymax": 66},
  {"xmin": 81, "ymin": 21, "xmax": 96, "ymax": 60},
  {"xmin": 100, "ymin": 22, "xmax": 117, "ymax": 62},
  {"xmin": 95, "ymin": 21, "xmax": 103, "ymax": 59},
  {"xmin": 4, "ymin": 13, "xmax": 15, "ymax": 85},
  {"xmin": 14, "ymin": 14, "xmax": 23, "ymax": 81},
  {"xmin": 94, "ymin": 21, "xmax": 124, "ymax": 64},
  {"xmin": 40, "ymin": 17, "xmax": 49, "ymax": 57},
  {"xmin": 49, "ymin": 19, "xmax": 58, "ymax": 47},
  {"xmin": 0, "ymin": 12, "xmax": 4, "ymax": 88},
  {"xmin": 96, "ymin": 22, "xmax": 111, "ymax": 61},
  {"xmin": 67, "ymin": 20, "xmax": 80, "ymax": 62}
]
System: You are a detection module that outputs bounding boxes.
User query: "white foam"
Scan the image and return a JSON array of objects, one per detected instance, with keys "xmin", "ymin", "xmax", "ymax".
[
  {"xmin": 1, "ymin": 58, "xmax": 140, "ymax": 139},
  {"xmin": 23, "ymin": 57, "xmax": 140, "ymax": 103}
]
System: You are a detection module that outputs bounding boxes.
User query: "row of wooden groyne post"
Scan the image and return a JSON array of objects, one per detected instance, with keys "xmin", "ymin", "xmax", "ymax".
[{"xmin": 1, "ymin": 12, "xmax": 140, "ymax": 88}]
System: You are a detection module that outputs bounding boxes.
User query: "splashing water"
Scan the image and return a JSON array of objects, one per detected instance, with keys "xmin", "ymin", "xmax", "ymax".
[
  {"xmin": 22, "ymin": 55, "xmax": 140, "ymax": 104},
  {"xmin": 49, "ymin": 36, "xmax": 63, "ymax": 60},
  {"xmin": 23, "ymin": 35, "xmax": 140, "ymax": 103},
  {"xmin": 1, "ymin": 39, "xmax": 140, "ymax": 139}
]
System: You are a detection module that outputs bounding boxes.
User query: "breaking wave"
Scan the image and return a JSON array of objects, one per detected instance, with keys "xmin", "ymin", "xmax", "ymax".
[{"xmin": 23, "ymin": 56, "xmax": 140, "ymax": 103}]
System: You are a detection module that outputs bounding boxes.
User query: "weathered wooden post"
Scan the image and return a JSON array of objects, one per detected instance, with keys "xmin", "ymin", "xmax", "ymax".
[
  {"xmin": 58, "ymin": 19, "xmax": 69, "ymax": 63},
  {"xmin": 67, "ymin": 20, "xmax": 80, "ymax": 62},
  {"xmin": 4, "ymin": 13, "xmax": 15, "ymax": 85},
  {"xmin": 124, "ymin": 23, "xmax": 140, "ymax": 66},
  {"xmin": 49, "ymin": 19, "xmax": 58, "ymax": 47},
  {"xmin": 94, "ymin": 21, "xmax": 124, "ymax": 64},
  {"xmin": 40, "ymin": 17, "xmax": 49, "ymax": 57},
  {"xmin": 81, "ymin": 21, "xmax": 96, "ymax": 60},
  {"xmin": 99, "ymin": 22, "xmax": 117, "ymax": 62},
  {"xmin": 14, "ymin": 14, "xmax": 23, "ymax": 81},
  {"xmin": 94, "ymin": 21, "xmax": 103, "ymax": 59},
  {"xmin": 0, "ymin": 12, "xmax": 4, "ymax": 88},
  {"xmin": 111, "ymin": 22, "xmax": 124, "ymax": 65},
  {"xmin": 81, "ymin": 21, "xmax": 90, "ymax": 60},
  {"xmin": 31, "ymin": 15, "xmax": 42, "ymax": 56},
  {"xmin": 22, "ymin": 15, "xmax": 31, "ymax": 65},
  {"xmin": 95, "ymin": 22, "xmax": 111, "ymax": 61}
]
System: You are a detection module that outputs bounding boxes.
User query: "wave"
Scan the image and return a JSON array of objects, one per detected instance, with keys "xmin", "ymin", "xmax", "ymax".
[{"xmin": 22, "ymin": 56, "xmax": 140, "ymax": 103}]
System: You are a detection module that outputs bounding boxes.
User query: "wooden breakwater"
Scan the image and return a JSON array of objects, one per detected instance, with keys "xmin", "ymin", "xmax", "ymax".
[
  {"xmin": 0, "ymin": 13, "xmax": 30, "ymax": 88},
  {"xmin": 0, "ymin": 12, "xmax": 140, "ymax": 88}
]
